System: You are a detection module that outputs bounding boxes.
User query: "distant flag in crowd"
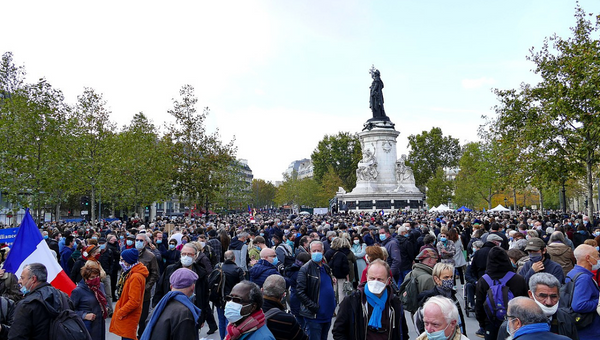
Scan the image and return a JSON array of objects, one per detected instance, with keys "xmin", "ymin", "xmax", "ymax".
[
  {"xmin": 380, "ymin": 209, "xmax": 385, "ymax": 216},
  {"xmin": 248, "ymin": 205, "xmax": 252, "ymax": 215},
  {"xmin": 3, "ymin": 209, "xmax": 75, "ymax": 295}
]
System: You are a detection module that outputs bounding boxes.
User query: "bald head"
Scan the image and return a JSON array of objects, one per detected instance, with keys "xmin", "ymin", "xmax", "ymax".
[
  {"xmin": 574, "ymin": 244, "xmax": 600, "ymax": 271},
  {"xmin": 260, "ymin": 248, "xmax": 276, "ymax": 260}
]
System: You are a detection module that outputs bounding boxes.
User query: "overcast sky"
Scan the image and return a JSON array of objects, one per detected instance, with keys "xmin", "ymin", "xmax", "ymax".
[{"xmin": 2, "ymin": 1, "xmax": 598, "ymax": 182}]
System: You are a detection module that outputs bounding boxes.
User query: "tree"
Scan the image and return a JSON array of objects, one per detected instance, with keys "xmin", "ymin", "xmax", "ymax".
[
  {"xmin": 320, "ymin": 165, "xmax": 344, "ymax": 202},
  {"xmin": 252, "ymin": 179, "xmax": 276, "ymax": 208},
  {"xmin": 425, "ymin": 168, "xmax": 454, "ymax": 207},
  {"xmin": 491, "ymin": 5, "xmax": 600, "ymax": 217},
  {"xmin": 108, "ymin": 113, "xmax": 173, "ymax": 217},
  {"xmin": 311, "ymin": 132, "xmax": 361, "ymax": 191},
  {"xmin": 213, "ymin": 160, "xmax": 252, "ymax": 213},
  {"xmin": 406, "ymin": 127, "xmax": 461, "ymax": 189},
  {"xmin": 454, "ymin": 142, "xmax": 501, "ymax": 210},
  {"xmin": 166, "ymin": 85, "xmax": 236, "ymax": 211},
  {"xmin": 70, "ymin": 87, "xmax": 116, "ymax": 222}
]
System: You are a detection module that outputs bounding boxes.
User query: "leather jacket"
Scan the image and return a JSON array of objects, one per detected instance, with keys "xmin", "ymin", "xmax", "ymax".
[{"xmin": 296, "ymin": 260, "xmax": 333, "ymax": 318}]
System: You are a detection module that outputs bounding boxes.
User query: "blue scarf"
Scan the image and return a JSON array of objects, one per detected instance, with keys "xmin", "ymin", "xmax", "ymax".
[
  {"xmin": 364, "ymin": 285, "xmax": 388, "ymax": 329},
  {"xmin": 513, "ymin": 322, "xmax": 550, "ymax": 339},
  {"xmin": 140, "ymin": 291, "xmax": 202, "ymax": 340}
]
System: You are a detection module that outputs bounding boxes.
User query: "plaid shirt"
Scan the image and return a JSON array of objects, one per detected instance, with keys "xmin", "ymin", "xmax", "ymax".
[{"xmin": 207, "ymin": 237, "xmax": 222, "ymax": 263}]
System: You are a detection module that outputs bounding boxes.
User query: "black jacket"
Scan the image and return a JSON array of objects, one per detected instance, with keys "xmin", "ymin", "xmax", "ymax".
[
  {"xmin": 495, "ymin": 308, "xmax": 578, "ymax": 340},
  {"xmin": 215, "ymin": 260, "xmax": 245, "ymax": 308},
  {"xmin": 396, "ymin": 235, "xmax": 416, "ymax": 271},
  {"xmin": 324, "ymin": 249, "xmax": 349, "ymax": 279},
  {"xmin": 262, "ymin": 297, "xmax": 307, "ymax": 340},
  {"xmin": 8, "ymin": 282, "xmax": 72, "ymax": 340},
  {"xmin": 296, "ymin": 260, "xmax": 334, "ymax": 318},
  {"xmin": 153, "ymin": 262, "xmax": 208, "ymax": 313},
  {"xmin": 332, "ymin": 286, "xmax": 408, "ymax": 340},
  {"xmin": 106, "ymin": 241, "xmax": 121, "ymax": 273},
  {"xmin": 471, "ymin": 241, "xmax": 496, "ymax": 279}
]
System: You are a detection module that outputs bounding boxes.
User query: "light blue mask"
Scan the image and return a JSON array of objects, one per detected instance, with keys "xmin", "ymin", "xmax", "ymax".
[
  {"xmin": 311, "ymin": 252, "xmax": 323, "ymax": 262},
  {"xmin": 271, "ymin": 256, "xmax": 279, "ymax": 266},
  {"xmin": 425, "ymin": 324, "xmax": 450, "ymax": 340},
  {"xmin": 379, "ymin": 234, "xmax": 386, "ymax": 241}
]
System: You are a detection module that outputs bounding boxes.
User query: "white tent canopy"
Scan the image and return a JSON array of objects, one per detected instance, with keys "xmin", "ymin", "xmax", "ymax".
[
  {"xmin": 434, "ymin": 204, "xmax": 453, "ymax": 212},
  {"xmin": 429, "ymin": 205, "xmax": 438, "ymax": 212},
  {"xmin": 489, "ymin": 204, "xmax": 510, "ymax": 212}
]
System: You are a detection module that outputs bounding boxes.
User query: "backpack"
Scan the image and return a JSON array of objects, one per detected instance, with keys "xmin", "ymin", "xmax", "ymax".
[
  {"xmin": 203, "ymin": 244, "xmax": 218, "ymax": 267},
  {"xmin": 559, "ymin": 272, "xmax": 597, "ymax": 329},
  {"xmin": 481, "ymin": 271, "xmax": 515, "ymax": 322},
  {"xmin": 208, "ymin": 263, "xmax": 225, "ymax": 305},
  {"xmin": 277, "ymin": 244, "xmax": 295, "ymax": 268},
  {"xmin": 399, "ymin": 271, "xmax": 420, "ymax": 313},
  {"xmin": 47, "ymin": 293, "xmax": 92, "ymax": 340}
]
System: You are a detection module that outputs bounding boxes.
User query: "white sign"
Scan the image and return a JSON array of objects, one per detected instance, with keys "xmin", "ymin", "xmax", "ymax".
[{"xmin": 81, "ymin": 210, "xmax": 88, "ymax": 215}]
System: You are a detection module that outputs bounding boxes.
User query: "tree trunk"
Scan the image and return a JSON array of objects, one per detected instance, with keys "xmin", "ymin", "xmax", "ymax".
[
  {"xmin": 513, "ymin": 189, "xmax": 518, "ymax": 211},
  {"xmin": 587, "ymin": 159, "xmax": 594, "ymax": 219},
  {"xmin": 91, "ymin": 186, "xmax": 96, "ymax": 223},
  {"xmin": 55, "ymin": 203, "xmax": 61, "ymax": 222},
  {"xmin": 538, "ymin": 188, "xmax": 544, "ymax": 213}
]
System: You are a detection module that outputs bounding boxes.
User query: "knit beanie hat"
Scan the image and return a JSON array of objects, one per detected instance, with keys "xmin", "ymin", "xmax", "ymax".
[{"xmin": 121, "ymin": 248, "xmax": 138, "ymax": 265}]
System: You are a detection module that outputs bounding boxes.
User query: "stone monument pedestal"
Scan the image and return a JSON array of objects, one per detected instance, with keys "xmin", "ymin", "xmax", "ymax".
[{"xmin": 336, "ymin": 118, "xmax": 424, "ymax": 212}]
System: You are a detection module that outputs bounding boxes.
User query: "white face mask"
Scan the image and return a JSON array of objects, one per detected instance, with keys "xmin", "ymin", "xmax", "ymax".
[
  {"xmin": 180, "ymin": 255, "xmax": 194, "ymax": 267},
  {"xmin": 367, "ymin": 280, "xmax": 387, "ymax": 295},
  {"xmin": 532, "ymin": 294, "xmax": 558, "ymax": 317}
]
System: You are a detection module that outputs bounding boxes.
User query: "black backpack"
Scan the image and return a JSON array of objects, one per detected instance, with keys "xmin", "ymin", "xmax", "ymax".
[
  {"xmin": 559, "ymin": 272, "xmax": 597, "ymax": 329},
  {"xmin": 47, "ymin": 292, "xmax": 92, "ymax": 340},
  {"xmin": 277, "ymin": 244, "xmax": 295, "ymax": 268},
  {"xmin": 208, "ymin": 263, "xmax": 225, "ymax": 305},
  {"xmin": 399, "ymin": 271, "xmax": 419, "ymax": 313}
]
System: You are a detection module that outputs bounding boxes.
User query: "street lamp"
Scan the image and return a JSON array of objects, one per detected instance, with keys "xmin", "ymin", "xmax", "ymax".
[
  {"xmin": 504, "ymin": 198, "xmax": 507, "ymax": 208},
  {"xmin": 447, "ymin": 197, "xmax": 452, "ymax": 210}
]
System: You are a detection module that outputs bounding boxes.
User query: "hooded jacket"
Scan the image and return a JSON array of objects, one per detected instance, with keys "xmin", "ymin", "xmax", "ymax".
[
  {"xmin": 546, "ymin": 241, "xmax": 575, "ymax": 277},
  {"xmin": 109, "ymin": 262, "xmax": 150, "ymax": 339},
  {"xmin": 249, "ymin": 259, "xmax": 280, "ymax": 288},
  {"xmin": 8, "ymin": 282, "xmax": 70, "ymax": 340},
  {"xmin": 475, "ymin": 246, "xmax": 528, "ymax": 327}
]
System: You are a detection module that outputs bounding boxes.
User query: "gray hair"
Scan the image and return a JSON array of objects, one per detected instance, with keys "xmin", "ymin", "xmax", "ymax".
[
  {"xmin": 473, "ymin": 240, "xmax": 484, "ymax": 249},
  {"xmin": 508, "ymin": 297, "xmax": 547, "ymax": 325},
  {"xmin": 398, "ymin": 226, "xmax": 408, "ymax": 234},
  {"xmin": 310, "ymin": 240, "xmax": 324, "ymax": 252},
  {"xmin": 529, "ymin": 272, "xmax": 561, "ymax": 294},
  {"xmin": 238, "ymin": 232, "xmax": 249, "ymax": 239},
  {"xmin": 182, "ymin": 243, "xmax": 198, "ymax": 255},
  {"xmin": 26, "ymin": 263, "xmax": 48, "ymax": 283},
  {"xmin": 326, "ymin": 231, "xmax": 337, "ymax": 239},
  {"xmin": 136, "ymin": 233, "xmax": 152, "ymax": 244},
  {"xmin": 548, "ymin": 231, "xmax": 565, "ymax": 244},
  {"xmin": 423, "ymin": 296, "xmax": 459, "ymax": 324},
  {"xmin": 224, "ymin": 250, "xmax": 235, "ymax": 262},
  {"xmin": 262, "ymin": 275, "xmax": 286, "ymax": 298}
]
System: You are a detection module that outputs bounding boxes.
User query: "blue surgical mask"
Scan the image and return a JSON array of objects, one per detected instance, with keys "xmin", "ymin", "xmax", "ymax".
[
  {"xmin": 135, "ymin": 240, "xmax": 145, "ymax": 250},
  {"xmin": 425, "ymin": 324, "xmax": 450, "ymax": 340},
  {"xmin": 120, "ymin": 235, "xmax": 125, "ymax": 240},
  {"xmin": 43, "ymin": 235, "xmax": 49, "ymax": 240},
  {"xmin": 126, "ymin": 240, "xmax": 134, "ymax": 246},
  {"xmin": 311, "ymin": 252, "xmax": 323, "ymax": 263},
  {"xmin": 440, "ymin": 237, "xmax": 447, "ymax": 242},
  {"xmin": 379, "ymin": 234, "xmax": 386, "ymax": 241},
  {"xmin": 19, "ymin": 277, "xmax": 31, "ymax": 295},
  {"xmin": 169, "ymin": 244, "xmax": 176, "ymax": 250},
  {"xmin": 271, "ymin": 256, "xmax": 279, "ymax": 266},
  {"xmin": 156, "ymin": 239, "xmax": 162, "ymax": 244},
  {"xmin": 260, "ymin": 233, "xmax": 264, "ymax": 237},
  {"xmin": 224, "ymin": 301, "xmax": 247, "ymax": 323},
  {"xmin": 100, "ymin": 244, "xmax": 106, "ymax": 250}
]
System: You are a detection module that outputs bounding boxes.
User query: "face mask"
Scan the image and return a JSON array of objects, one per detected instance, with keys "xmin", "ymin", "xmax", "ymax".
[
  {"xmin": 20, "ymin": 277, "xmax": 31, "ymax": 295},
  {"xmin": 43, "ymin": 235, "xmax": 48, "ymax": 240},
  {"xmin": 156, "ymin": 239, "xmax": 162, "ymax": 244},
  {"xmin": 511, "ymin": 261, "xmax": 517, "ymax": 268},
  {"xmin": 472, "ymin": 248, "xmax": 477, "ymax": 253},
  {"xmin": 120, "ymin": 235, "xmax": 125, "ymax": 240},
  {"xmin": 578, "ymin": 230, "xmax": 586, "ymax": 235},
  {"xmin": 440, "ymin": 237, "xmax": 447, "ymax": 242},
  {"xmin": 311, "ymin": 252, "xmax": 323, "ymax": 263},
  {"xmin": 379, "ymin": 234, "xmax": 386, "ymax": 241},
  {"xmin": 591, "ymin": 258, "xmax": 600, "ymax": 271},
  {"xmin": 594, "ymin": 232, "xmax": 600, "ymax": 237},
  {"xmin": 255, "ymin": 246, "xmax": 261, "ymax": 251},
  {"xmin": 120, "ymin": 261, "xmax": 132, "ymax": 272},
  {"xmin": 99, "ymin": 244, "xmax": 106, "ymax": 250},
  {"xmin": 86, "ymin": 277, "xmax": 101, "ymax": 287},
  {"xmin": 596, "ymin": 246, "xmax": 600, "ymax": 252},
  {"xmin": 271, "ymin": 256, "xmax": 279, "ymax": 266},
  {"xmin": 224, "ymin": 301, "xmax": 248, "ymax": 323},
  {"xmin": 199, "ymin": 242, "xmax": 206, "ymax": 248},
  {"xmin": 169, "ymin": 244, "xmax": 176, "ymax": 250},
  {"xmin": 506, "ymin": 319, "xmax": 514, "ymax": 337},
  {"xmin": 182, "ymin": 240, "xmax": 187, "ymax": 245},
  {"xmin": 135, "ymin": 240, "xmax": 145, "ymax": 250},
  {"xmin": 529, "ymin": 254, "xmax": 542, "ymax": 263},
  {"xmin": 260, "ymin": 233, "xmax": 264, "ymax": 237},
  {"xmin": 425, "ymin": 323, "xmax": 450, "ymax": 340},
  {"xmin": 532, "ymin": 294, "xmax": 558, "ymax": 317},
  {"xmin": 91, "ymin": 236, "xmax": 98, "ymax": 240},
  {"xmin": 440, "ymin": 279, "xmax": 454, "ymax": 291},
  {"xmin": 126, "ymin": 240, "xmax": 134, "ymax": 246},
  {"xmin": 353, "ymin": 240, "xmax": 360, "ymax": 245},
  {"xmin": 181, "ymin": 255, "xmax": 194, "ymax": 267},
  {"xmin": 367, "ymin": 280, "xmax": 387, "ymax": 295}
]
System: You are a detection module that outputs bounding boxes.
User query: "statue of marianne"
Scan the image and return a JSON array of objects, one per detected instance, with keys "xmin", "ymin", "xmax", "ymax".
[{"xmin": 369, "ymin": 65, "xmax": 388, "ymax": 120}]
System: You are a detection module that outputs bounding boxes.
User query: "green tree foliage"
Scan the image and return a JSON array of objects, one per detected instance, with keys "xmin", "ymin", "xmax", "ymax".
[
  {"xmin": 320, "ymin": 165, "xmax": 344, "ymax": 201},
  {"xmin": 252, "ymin": 179, "xmax": 276, "ymax": 208},
  {"xmin": 406, "ymin": 127, "xmax": 461, "ymax": 189},
  {"xmin": 213, "ymin": 160, "xmax": 252, "ymax": 212},
  {"xmin": 311, "ymin": 132, "xmax": 361, "ymax": 191},
  {"xmin": 166, "ymin": 85, "xmax": 236, "ymax": 210},
  {"xmin": 108, "ymin": 113, "xmax": 173, "ymax": 216},
  {"xmin": 274, "ymin": 172, "xmax": 327, "ymax": 208},
  {"xmin": 425, "ymin": 168, "xmax": 454, "ymax": 207},
  {"xmin": 490, "ymin": 5, "xmax": 600, "ymax": 217},
  {"xmin": 454, "ymin": 142, "xmax": 501, "ymax": 210},
  {"xmin": 70, "ymin": 88, "xmax": 116, "ymax": 222}
]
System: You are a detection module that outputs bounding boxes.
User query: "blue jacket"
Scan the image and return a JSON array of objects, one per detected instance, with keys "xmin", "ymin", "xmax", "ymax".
[
  {"xmin": 59, "ymin": 246, "xmax": 74, "ymax": 276},
  {"xmin": 518, "ymin": 256, "xmax": 565, "ymax": 285},
  {"xmin": 566, "ymin": 265, "xmax": 600, "ymax": 340},
  {"xmin": 249, "ymin": 260, "xmax": 279, "ymax": 288},
  {"xmin": 243, "ymin": 323, "xmax": 275, "ymax": 340}
]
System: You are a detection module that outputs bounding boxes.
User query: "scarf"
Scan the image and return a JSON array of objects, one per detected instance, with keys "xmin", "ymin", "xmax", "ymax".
[
  {"xmin": 513, "ymin": 322, "xmax": 550, "ymax": 339},
  {"xmin": 140, "ymin": 291, "xmax": 201, "ymax": 340},
  {"xmin": 115, "ymin": 267, "xmax": 132, "ymax": 299},
  {"xmin": 225, "ymin": 309, "xmax": 266, "ymax": 340},
  {"xmin": 71, "ymin": 250, "xmax": 81, "ymax": 260},
  {"xmin": 85, "ymin": 278, "xmax": 109, "ymax": 319},
  {"xmin": 364, "ymin": 284, "xmax": 388, "ymax": 329}
]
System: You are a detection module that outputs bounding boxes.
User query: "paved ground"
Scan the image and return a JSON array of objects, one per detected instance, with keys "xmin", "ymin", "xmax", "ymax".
[{"xmin": 106, "ymin": 282, "xmax": 482, "ymax": 340}]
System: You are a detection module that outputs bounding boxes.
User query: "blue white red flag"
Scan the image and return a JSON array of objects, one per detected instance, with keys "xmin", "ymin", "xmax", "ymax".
[{"xmin": 3, "ymin": 209, "xmax": 75, "ymax": 295}]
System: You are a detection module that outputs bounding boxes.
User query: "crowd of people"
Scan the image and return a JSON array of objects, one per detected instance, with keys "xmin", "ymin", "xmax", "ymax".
[{"xmin": 0, "ymin": 209, "xmax": 599, "ymax": 340}]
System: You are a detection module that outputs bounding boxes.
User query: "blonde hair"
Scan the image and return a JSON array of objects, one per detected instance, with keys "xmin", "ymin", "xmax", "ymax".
[{"xmin": 432, "ymin": 262, "xmax": 454, "ymax": 279}]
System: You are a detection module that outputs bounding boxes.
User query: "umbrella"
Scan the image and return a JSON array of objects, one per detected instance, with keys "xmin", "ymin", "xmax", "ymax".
[{"xmin": 456, "ymin": 206, "xmax": 472, "ymax": 212}]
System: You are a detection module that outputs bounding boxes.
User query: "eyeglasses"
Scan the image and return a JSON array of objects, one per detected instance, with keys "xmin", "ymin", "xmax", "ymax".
[
  {"xmin": 224, "ymin": 295, "xmax": 246, "ymax": 304},
  {"xmin": 504, "ymin": 314, "xmax": 516, "ymax": 321}
]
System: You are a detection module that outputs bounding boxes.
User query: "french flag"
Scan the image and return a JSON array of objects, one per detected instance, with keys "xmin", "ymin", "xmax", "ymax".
[{"xmin": 3, "ymin": 209, "xmax": 75, "ymax": 295}]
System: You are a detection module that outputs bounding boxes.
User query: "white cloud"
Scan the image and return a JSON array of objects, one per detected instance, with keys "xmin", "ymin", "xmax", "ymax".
[{"xmin": 461, "ymin": 77, "xmax": 496, "ymax": 89}]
